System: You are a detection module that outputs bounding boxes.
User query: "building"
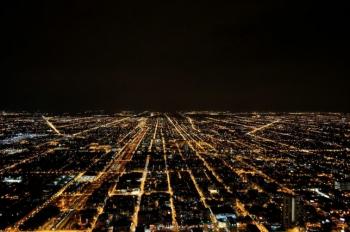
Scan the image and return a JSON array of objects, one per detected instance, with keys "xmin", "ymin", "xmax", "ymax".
[
  {"xmin": 282, "ymin": 195, "xmax": 302, "ymax": 229},
  {"xmin": 335, "ymin": 181, "xmax": 350, "ymax": 191}
]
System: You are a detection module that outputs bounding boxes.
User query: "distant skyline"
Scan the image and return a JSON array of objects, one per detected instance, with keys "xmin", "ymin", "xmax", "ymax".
[{"xmin": 1, "ymin": 1, "xmax": 349, "ymax": 112}]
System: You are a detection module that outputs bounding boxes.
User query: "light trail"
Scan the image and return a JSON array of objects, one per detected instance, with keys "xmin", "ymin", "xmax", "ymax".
[
  {"xmin": 206, "ymin": 117, "xmax": 255, "ymax": 129},
  {"xmin": 161, "ymin": 128, "xmax": 179, "ymax": 231},
  {"xmin": 55, "ymin": 117, "xmax": 98, "ymax": 129},
  {"xmin": 130, "ymin": 155, "xmax": 150, "ymax": 232},
  {"xmin": 148, "ymin": 118, "xmax": 158, "ymax": 152},
  {"xmin": 73, "ymin": 117, "xmax": 130, "ymax": 136},
  {"xmin": 42, "ymin": 116, "xmax": 62, "ymax": 135},
  {"xmin": 246, "ymin": 119, "xmax": 281, "ymax": 135}
]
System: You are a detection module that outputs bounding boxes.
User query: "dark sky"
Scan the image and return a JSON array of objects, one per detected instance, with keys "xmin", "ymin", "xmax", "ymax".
[{"xmin": 1, "ymin": 0, "xmax": 349, "ymax": 112}]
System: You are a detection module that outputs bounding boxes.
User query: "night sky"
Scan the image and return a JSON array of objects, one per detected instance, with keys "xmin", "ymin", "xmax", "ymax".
[{"xmin": 1, "ymin": 1, "xmax": 349, "ymax": 112}]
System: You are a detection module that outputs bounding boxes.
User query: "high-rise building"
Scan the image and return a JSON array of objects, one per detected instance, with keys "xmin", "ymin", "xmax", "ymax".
[
  {"xmin": 335, "ymin": 181, "xmax": 350, "ymax": 191},
  {"xmin": 282, "ymin": 195, "xmax": 302, "ymax": 229}
]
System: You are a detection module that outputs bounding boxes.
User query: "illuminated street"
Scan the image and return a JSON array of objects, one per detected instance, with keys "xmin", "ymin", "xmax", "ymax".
[{"xmin": 0, "ymin": 112, "xmax": 349, "ymax": 232}]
